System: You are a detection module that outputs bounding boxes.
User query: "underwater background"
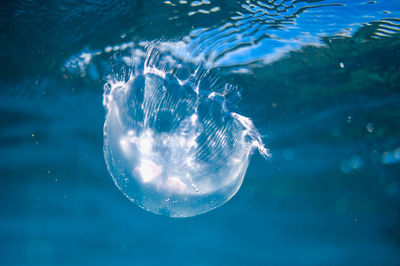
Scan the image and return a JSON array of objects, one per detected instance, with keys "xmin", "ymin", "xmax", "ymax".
[{"xmin": 1, "ymin": 0, "xmax": 400, "ymax": 265}]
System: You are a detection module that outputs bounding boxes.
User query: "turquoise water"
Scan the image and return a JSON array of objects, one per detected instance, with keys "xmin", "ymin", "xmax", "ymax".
[{"xmin": 1, "ymin": 0, "xmax": 400, "ymax": 265}]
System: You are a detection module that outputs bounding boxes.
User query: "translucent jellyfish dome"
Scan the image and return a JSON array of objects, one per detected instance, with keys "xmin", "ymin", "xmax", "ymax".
[{"xmin": 103, "ymin": 44, "xmax": 268, "ymax": 217}]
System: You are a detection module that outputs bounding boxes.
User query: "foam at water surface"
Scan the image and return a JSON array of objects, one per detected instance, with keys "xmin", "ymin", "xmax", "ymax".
[{"xmin": 103, "ymin": 44, "xmax": 268, "ymax": 217}]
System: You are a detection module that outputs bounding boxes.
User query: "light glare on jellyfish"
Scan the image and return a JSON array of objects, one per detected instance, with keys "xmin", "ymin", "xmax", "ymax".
[{"xmin": 103, "ymin": 44, "xmax": 269, "ymax": 217}]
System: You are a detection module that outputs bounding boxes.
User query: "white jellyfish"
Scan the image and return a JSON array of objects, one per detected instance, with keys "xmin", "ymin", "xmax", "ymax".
[{"xmin": 103, "ymin": 44, "xmax": 268, "ymax": 217}]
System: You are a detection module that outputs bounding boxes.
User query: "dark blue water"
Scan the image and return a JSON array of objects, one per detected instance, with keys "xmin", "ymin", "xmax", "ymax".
[{"xmin": 1, "ymin": 0, "xmax": 400, "ymax": 265}]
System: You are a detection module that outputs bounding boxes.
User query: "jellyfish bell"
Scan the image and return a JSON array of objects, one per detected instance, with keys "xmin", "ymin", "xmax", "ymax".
[{"xmin": 103, "ymin": 44, "xmax": 268, "ymax": 217}]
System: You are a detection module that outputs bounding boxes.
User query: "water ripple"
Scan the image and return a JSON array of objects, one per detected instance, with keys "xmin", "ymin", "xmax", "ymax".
[{"xmin": 60, "ymin": 0, "xmax": 400, "ymax": 78}]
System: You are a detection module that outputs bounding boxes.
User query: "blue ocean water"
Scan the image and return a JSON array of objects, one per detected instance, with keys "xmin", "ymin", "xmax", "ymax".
[{"xmin": 1, "ymin": 0, "xmax": 400, "ymax": 265}]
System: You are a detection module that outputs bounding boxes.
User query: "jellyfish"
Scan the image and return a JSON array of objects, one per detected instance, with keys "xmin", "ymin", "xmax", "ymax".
[{"xmin": 103, "ymin": 43, "xmax": 268, "ymax": 217}]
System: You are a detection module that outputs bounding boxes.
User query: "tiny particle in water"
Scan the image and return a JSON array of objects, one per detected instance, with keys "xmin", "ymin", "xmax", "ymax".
[
  {"xmin": 339, "ymin": 62, "xmax": 344, "ymax": 68},
  {"xmin": 340, "ymin": 156, "xmax": 363, "ymax": 173},
  {"xmin": 366, "ymin": 122, "xmax": 374, "ymax": 133}
]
